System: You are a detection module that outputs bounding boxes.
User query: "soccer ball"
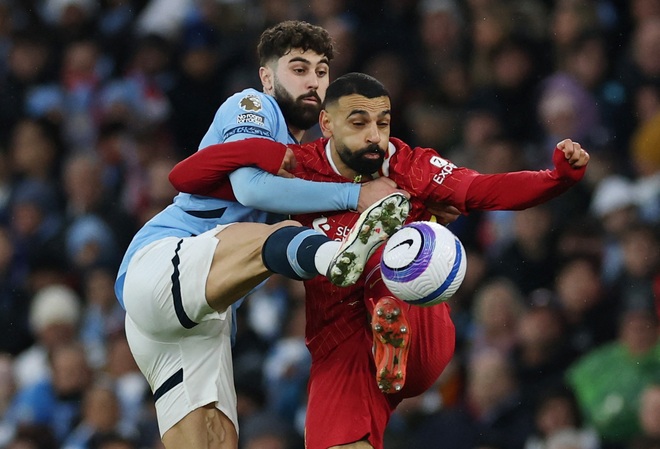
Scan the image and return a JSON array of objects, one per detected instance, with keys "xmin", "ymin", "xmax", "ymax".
[{"xmin": 380, "ymin": 221, "xmax": 467, "ymax": 306}]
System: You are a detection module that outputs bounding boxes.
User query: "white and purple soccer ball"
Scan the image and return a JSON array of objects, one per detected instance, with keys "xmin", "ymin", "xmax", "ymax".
[{"xmin": 380, "ymin": 221, "xmax": 467, "ymax": 306}]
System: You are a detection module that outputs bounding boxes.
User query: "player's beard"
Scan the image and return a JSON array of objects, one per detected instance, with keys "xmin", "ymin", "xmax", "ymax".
[
  {"xmin": 337, "ymin": 142, "xmax": 385, "ymax": 175},
  {"xmin": 273, "ymin": 82, "xmax": 321, "ymax": 131}
]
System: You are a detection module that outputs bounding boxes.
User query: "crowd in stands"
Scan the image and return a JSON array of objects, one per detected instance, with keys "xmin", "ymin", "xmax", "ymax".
[{"xmin": 0, "ymin": 0, "xmax": 659, "ymax": 448}]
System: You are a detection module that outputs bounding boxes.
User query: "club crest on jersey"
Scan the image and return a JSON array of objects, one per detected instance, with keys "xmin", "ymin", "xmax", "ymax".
[{"xmin": 239, "ymin": 94, "xmax": 262, "ymax": 112}]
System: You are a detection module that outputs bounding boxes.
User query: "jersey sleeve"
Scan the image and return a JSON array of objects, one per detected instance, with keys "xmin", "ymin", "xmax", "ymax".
[
  {"xmin": 170, "ymin": 139, "xmax": 361, "ymax": 212},
  {"xmin": 229, "ymin": 168, "xmax": 360, "ymax": 214},
  {"xmin": 199, "ymin": 90, "xmax": 279, "ymax": 148},
  {"xmin": 169, "ymin": 138, "xmax": 287, "ymax": 197},
  {"xmin": 387, "ymin": 138, "xmax": 586, "ymax": 214}
]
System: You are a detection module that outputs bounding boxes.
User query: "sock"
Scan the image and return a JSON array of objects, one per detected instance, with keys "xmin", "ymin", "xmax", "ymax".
[
  {"xmin": 262, "ymin": 226, "xmax": 333, "ymax": 280},
  {"xmin": 314, "ymin": 240, "xmax": 340, "ymax": 275}
]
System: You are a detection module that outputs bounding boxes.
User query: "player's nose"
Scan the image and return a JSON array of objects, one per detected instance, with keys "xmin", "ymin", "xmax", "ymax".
[{"xmin": 366, "ymin": 123, "xmax": 381, "ymax": 143}]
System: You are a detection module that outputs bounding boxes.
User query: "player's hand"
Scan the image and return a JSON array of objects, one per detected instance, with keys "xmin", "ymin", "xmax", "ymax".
[
  {"xmin": 277, "ymin": 147, "xmax": 297, "ymax": 178},
  {"xmin": 425, "ymin": 201, "xmax": 461, "ymax": 225},
  {"xmin": 357, "ymin": 177, "xmax": 410, "ymax": 213},
  {"xmin": 556, "ymin": 138, "xmax": 590, "ymax": 168}
]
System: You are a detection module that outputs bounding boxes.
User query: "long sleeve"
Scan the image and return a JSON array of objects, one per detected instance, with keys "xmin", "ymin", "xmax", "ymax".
[
  {"xmin": 229, "ymin": 168, "xmax": 359, "ymax": 214},
  {"xmin": 170, "ymin": 138, "xmax": 361, "ymax": 212},
  {"xmin": 387, "ymin": 138, "xmax": 586, "ymax": 214}
]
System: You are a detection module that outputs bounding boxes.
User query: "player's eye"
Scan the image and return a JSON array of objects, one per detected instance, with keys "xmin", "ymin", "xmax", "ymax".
[{"xmin": 316, "ymin": 69, "xmax": 328, "ymax": 77}]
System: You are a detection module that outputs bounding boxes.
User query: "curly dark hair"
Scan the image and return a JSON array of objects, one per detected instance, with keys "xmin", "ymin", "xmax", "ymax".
[{"xmin": 257, "ymin": 20, "xmax": 334, "ymax": 66}]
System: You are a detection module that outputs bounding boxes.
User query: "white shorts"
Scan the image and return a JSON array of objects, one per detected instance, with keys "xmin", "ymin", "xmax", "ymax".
[{"xmin": 121, "ymin": 224, "xmax": 238, "ymax": 436}]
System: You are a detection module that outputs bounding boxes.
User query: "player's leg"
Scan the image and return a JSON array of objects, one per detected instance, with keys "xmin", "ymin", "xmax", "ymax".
[
  {"xmin": 364, "ymin": 250, "xmax": 456, "ymax": 398},
  {"xmin": 391, "ymin": 302, "xmax": 455, "ymax": 399},
  {"xmin": 206, "ymin": 192, "xmax": 411, "ymax": 311},
  {"xmin": 122, "ymin": 236, "xmax": 241, "ymax": 449},
  {"xmin": 364, "ymin": 248, "xmax": 412, "ymax": 394},
  {"xmin": 305, "ymin": 329, "xmax": 394, "ymax": 449},
  {"xmin": 162, "ymin": 404, "xmax": 237, "ymax": 449}
]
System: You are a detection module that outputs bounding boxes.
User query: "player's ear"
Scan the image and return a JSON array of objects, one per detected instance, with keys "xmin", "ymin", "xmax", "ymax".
[
  {"xmin": 319, "ymin": 109, "xmax": 333, "ymax": 138},
  {"xmin": 259, "ymin": 66, "xmax": 273, "ymax": 94}
]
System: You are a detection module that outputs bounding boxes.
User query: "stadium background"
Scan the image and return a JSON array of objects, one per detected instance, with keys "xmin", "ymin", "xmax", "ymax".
[{"xmin": 0, "ymin": 0, "xmax": 659, "ymax": 448}]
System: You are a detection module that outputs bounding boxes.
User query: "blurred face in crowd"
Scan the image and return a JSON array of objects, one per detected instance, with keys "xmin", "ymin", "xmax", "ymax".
[
  {"xmin": 260, "ymin": 48, "xmax": 329, "ymax": 133},
  {"xmin": 640, "ymin": 384, "xmax": 660, "ymax": 437},
  {"xmin": 320, "ymin": 94, "xmax": 391, "ymax": 178}
]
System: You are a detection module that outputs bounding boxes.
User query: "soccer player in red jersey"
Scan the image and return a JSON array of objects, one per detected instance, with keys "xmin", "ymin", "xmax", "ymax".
[{"xmin": 169, "ymin": 73, "xmax": 590, "ymax": 449}]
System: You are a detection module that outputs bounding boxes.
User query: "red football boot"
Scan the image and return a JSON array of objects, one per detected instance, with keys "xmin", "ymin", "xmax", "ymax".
[{"xmin": 371, "ymin": 296, "xmax": 411, "ymax": 394}]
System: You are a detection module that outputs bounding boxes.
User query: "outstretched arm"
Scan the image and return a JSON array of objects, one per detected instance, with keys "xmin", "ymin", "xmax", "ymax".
[
  {"xmin": 461, "ymin": 139, "xmax": 589, "ymax": 211},
  {"xmin": 389, "ymin": 138, "xmax": 589, "ymax": 214}
]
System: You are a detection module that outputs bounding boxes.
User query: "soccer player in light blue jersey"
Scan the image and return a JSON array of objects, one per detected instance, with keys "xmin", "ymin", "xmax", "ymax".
[{"xmin": 115, "ymin": 21, "xmax": 409, "ymax": 449}]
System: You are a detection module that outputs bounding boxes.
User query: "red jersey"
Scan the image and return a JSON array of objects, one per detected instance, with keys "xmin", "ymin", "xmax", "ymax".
[{"xmin": 170, "ymin": 136, "xmax": 586, "ymax": 358}]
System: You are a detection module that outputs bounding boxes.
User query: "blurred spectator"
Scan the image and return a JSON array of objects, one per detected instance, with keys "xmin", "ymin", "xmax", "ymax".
[
  {"xmin": 134, "ymin": 0, "xmax": 192, "ymax": 40},
  {"xmin": 102, "ymin": 335, "xmax": 149, "ymax": 441},
  {"xmin": 513, "ymin": 305, "xmax": 577, "ymax": 405},
  {"xmin": 13, "ymin": 284, "xmax": 81, "ymax": 389},
  {"xmin": 488, "ymin": 205, "xmax": 558, "ymax": 296},
  {"xmin": 564, "ymin": 31, "xmax": 629, "ymax": 152},
  {"xmin": 363, "ymin": 51, "xmax": 416, "ymax": 143},
  {"xmin": 524, "ymin": 385, "xmax": 600, "ymax": 449},
  {"xmin": 385, "ymin": 380, "xmax": 444, "ymax": 449},
  {"xmin": 240, "ymin": 410, "xmax": 302, "ymax": 449},
  {"xmin": 0, "ymin": 31, "xmax": 54, "ymax": 146},
  {"xmin": 410, "ymin": 348, "xmax": 534, "ymax": 449},
  {"xmin": 262, "ymin": 295, "xmax": 309, "ymax": 428},
  {"xmin": 536, "ymin": 73, "xmax": 606, "ymax": 168},
  {"xmin": 589, "ymin": 176, "xmax": 640, "ymax": 285},
  {"xmin": 57, "ymin": 38, "xmax": 112, "ymax": 152},
  {"xmin": 90, "ymin": 432, "xmax": 138, "ymax": 449},
  {"xmin": 447, "ymin": 106, "xmax": 506, "ymax": 169},
  {"xmin": 468, "ymin": 277, "xmax": 527, "ymax": 359},
  {"xmin": 469, "ymin": 35, "xmax": 544, "ymax": 145},
  {"xmin": 638, "ymin": 383, "xmax": 660, "ymax": 441},
  {"xmin": 166, "ymin": 21, "xmax": 224, "ymax": 158},
  {"xmin": 5, "ymin": 342, "xmax": 92, "ymax": 443},
  {"xmin": 566, "ymin": 309, "xmax": 660, "ymax": 446},
  {"xmin": 3, "ymin": 423, "xmax": 58, "ymax": 449},
  {"xmin": 79, "ymin": 266, "xmax": 125, "ymax": 369},
  {"xmin": 61, "ymin": 152, "xmax": 137, "ymax": 254},
  {"xmin": 629, "ymin": 437, "xmax": 660, "ymax": 449},
  {"xmin": 629, "ymin": 111, "xmax": 660, "ymax": 223},
  {"xmin": 553, "ymin": 255, "xmax": 618, "ymax": 357},
  {"xmin": 7, "ymin": 117, "xmax": 63, "ymax": 184},
  {"xmin": 549, "ymin": 0, "xmax": 602, "ymax": 70},
  {"xmin": 610, "ymin": 223, "xmax": 660, "ymax": 314},
  {"xmin": 0, "ymin": 225, "xmax": 32, "ymax": 355},
  {"xmin": 62, "ymin": 382, "xmax": 134, "ymax": 449},
  {"xmin": 0, "ymin": 353, "xmax": 16, "ymax": 445}
]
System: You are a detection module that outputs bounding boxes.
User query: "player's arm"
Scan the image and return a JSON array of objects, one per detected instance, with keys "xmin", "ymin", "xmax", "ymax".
[
  {"xmin": 390, "ymin": 138, "xmax": 588, "ymax": 213},
  {"xmin": 170, "ymin": 138, "xmax": 363, "ymax": 214},
  {"xmin": 168, "ymin": 138, "xmax": 288, "ymax": 196},
  {"xmin": 461, "ymin": 139, "xmax": 589, "ymax": 211}
]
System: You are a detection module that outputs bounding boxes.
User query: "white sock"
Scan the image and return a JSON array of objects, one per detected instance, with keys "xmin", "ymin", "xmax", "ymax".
[{"xmin": 314, "ymin": 241, "xmax": 341, "ymax": 275}]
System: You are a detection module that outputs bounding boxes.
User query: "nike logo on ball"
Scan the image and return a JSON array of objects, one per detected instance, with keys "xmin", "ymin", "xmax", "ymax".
[{"xmin": 389, "ymin": 238, "xmax": 414, "ymax": 252}]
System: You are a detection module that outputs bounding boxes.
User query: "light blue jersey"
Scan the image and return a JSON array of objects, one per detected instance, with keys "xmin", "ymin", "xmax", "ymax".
[{"xmin": 115, "ymin": 88, "xmax": 359, "ymax": 309}]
